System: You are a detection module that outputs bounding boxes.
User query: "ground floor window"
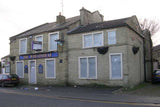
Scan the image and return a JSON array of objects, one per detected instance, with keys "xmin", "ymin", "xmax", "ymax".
[
  {"xmin": 45, "ymin": 59, "xmax": 56, "ymax": 78},
  {"xmin": 79, "ymin": 56, "xmax": 97, "ymax": 79},
  {"xmin": 109, "ymin": 53, "xmax": 123, "ymax": 79},
  {"xmin": 16, "ymin": 61, "xmax": 24, "ymax": 78},
  {"xmin": 5, "ymin": 65, "xmax": 10, "ymax": 73}
]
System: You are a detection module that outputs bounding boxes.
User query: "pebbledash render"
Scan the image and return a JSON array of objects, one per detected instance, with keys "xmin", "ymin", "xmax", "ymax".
[{"xmin": 9, "ymin": 8, "xmax": 151, "ymax": 87}]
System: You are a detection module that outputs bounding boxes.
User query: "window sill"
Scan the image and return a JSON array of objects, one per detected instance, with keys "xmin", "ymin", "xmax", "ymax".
[
  {"xmin": 83, "ymin": 45, "xmax": 104, "ymax": 49},
  {"xmin": 79, "ymin": 78, "xmax": 97, "ymax": 80},
  {"xmin": 19, "ymin": 53, "xmax": 27, "ymax": 55},
  {"xmin": 110, "ymin": 78, "xmax": 123, "ymax": 80},
  {"xmin": 45, "ymin": 77, "xmax": 56, "ymax": 79}
]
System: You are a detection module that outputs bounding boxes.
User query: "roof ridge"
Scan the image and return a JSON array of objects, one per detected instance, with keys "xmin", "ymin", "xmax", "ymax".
[
  {"xmin": 10, "ymin": 16, "xmax": 80, "ymax": 40},
  {"xmin": 10, "ymin": 23, "xmax": 49, "ymax": 40},
  {"xmin": 66, "ymin": 15, "xmax": 80, "ymax": 21},
  {"xmin": 104, "ymin": 17, "xmax": 131, "ymax": 23},
  {"xmin": 81, "ymin": 16, "xmax": 131, "ymax": 26},
  {"xmin": 67, "ymin": 16, "xmax": 143, "ymax": 35}
]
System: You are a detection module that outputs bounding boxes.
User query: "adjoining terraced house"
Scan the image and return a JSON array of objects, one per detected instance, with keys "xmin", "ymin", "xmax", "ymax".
[
  {"xmin": 1, "ymin": 55, "xmax": 10, "ymax": 74},
  {"xmin": 9, "ymin": 8, "xmax": 151, "ymax": 87}
]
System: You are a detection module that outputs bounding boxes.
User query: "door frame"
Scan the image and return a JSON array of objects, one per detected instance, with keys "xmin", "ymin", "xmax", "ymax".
[{"xmin": 28, "ymin": 60, "xmax": 37, "ymax": 84}]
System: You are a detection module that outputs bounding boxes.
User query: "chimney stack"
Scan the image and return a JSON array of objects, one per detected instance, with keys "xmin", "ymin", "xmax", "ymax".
[
  {"xmin": 80, "ymin": 7, "xmax": 103, "ymax": 25},
  {"xmin": 56, "ymin": 12, "xmax": 65, "ymax": 25}
]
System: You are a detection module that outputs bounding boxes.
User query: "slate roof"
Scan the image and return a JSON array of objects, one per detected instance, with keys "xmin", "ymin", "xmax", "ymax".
[
  {"xmin": 67, "ymin": 17, "xmax": 143, "ymax": 37},
  {"xmin": 10, "ymin": 16, "xmax": 80, "ymax": 40},
  {"xmin": 153, "ymin": 45, "xmax": 160, "ymax": 51},
  {"xmin": 10, "ymin": 15, "xmax": 143, "ymax": 41}
]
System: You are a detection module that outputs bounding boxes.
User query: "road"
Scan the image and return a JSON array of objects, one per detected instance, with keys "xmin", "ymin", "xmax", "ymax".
[{"xmin": 0, "ymin": 87, "xmax": 158, "ymax": 107}]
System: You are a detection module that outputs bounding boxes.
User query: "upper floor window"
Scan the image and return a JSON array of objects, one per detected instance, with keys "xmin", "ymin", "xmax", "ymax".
[
  {"xmin": 83, "ymin": 32, "xmax": 103, "ymax": 48},
  {"xmin": 19, "ymin": 38, "xmax": 27, "ymax": 54},
  {"xmin": 35, "ymin": 35, "xmax": 43, "ymax": 51},
  {"xmin": 108, "ymin": 30, "xmax": 116, "ymax": 45},
  {"xmin": 49, "ymin": 32, "xmax": 59, "ymax": 51}
]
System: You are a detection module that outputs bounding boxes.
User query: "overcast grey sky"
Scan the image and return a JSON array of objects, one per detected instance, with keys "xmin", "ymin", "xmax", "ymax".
[{"xmin": 0, "ymin": 0, "xmax": 160, "ymax": 59}]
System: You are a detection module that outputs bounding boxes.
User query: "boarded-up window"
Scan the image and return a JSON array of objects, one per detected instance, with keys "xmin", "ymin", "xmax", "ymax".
[
  {"xmin": 79, "ymin": 56, "xmax": 97, "ymax": 79},
  {"xmin": 46, "ymin": 59, "xmax": 55, "ymax": 78},
  {"xmin": 19, "ymin": 39, "xmax": 27, "ymax": 54},
  {"xmin": 49, "ymin": 33, "xmax": 59, "ymax": 51},
  {"xmin": 16, "ymin": 61, "xmax": 24, "ymax": 78},
  {"xmin": 108, "ymin": 31, "xmax": 116, "ymax": 45},
  {"xmin": 83, "ymin": 32, "xmax": 103, "ymax": 48}
]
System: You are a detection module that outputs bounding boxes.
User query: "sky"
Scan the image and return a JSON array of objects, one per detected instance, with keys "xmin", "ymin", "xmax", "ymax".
[{"xmin": 0, "ymin": 0, "xmax": 160, "ymax": 59}]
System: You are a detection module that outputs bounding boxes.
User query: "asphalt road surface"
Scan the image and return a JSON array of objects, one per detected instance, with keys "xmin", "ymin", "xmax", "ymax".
[{"xmin": 0, "ymin": 87, "xmax": 157, "ymax": 107}]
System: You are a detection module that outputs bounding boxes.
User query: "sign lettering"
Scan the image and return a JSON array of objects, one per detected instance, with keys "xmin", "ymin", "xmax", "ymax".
[{"xmin": 19, "ymin": 52, "xmax": 58, "ymax": 60}]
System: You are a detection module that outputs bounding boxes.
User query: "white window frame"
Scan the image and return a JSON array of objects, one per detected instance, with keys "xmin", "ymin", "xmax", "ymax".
[
  {"xmin": 83, "ymin": 31, "xmax": 104, "ymax": 48},
  {"xmin": 78, "ymin": 56, "xmax": 97, "ymax": 79},
  {"xmin": 35, "ymin": 35, "xmax": 43, "ymax": 52},
  {"xmin": 19, "ymin": 38, "xmax": 27, "ymax": 54},
  {"xmin": 45, "ymin": 58, "xmax": 56, "ymax": 79},
  {"xmin": 107, "ymin": 29, "xmax": 116, "ymax": 45},
  {"xmin": 109, "ymin": 53, "xmax": 123, "ymax": 80},
  {"xmin": 28, "ymin": 60, "xmax": 37, "ymax": 84},
  {"xmin": 5, "ymin": 65, "xmax": 10, "ymax": 73},
  {"xmin": 16, "ymin": 61, "xmax": 24, "ymax": 78},
  {"xmin": 48, "ymin": 32, "xmax": 59, "ymax": 51}
]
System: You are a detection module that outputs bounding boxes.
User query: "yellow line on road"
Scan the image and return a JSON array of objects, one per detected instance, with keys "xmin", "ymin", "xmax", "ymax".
[{"xmin": 1, "ymin": 90, "xmax": 160, "ymax": 106}]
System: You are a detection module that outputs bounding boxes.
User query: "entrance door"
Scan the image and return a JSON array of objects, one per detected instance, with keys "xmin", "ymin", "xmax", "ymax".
[{"xmin": 29, "ymin": 61, "xmax": 36, "ymax": 84}]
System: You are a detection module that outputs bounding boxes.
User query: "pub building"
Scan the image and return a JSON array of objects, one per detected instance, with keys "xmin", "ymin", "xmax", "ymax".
[{"xmin": 9, "ymin": 8, "xmax": 151, "ymax": 87}]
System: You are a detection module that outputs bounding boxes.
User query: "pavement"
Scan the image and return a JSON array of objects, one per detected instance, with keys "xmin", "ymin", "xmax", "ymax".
[{"xmin": 1, "ymin": 84, "xmax": 160, "ymax": 106}]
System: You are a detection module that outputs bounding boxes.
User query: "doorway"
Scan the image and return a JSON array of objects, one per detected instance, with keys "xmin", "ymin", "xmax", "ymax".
[{"xmin": 28, "ymin": 60, "xmax": 36, "ymax": 84}]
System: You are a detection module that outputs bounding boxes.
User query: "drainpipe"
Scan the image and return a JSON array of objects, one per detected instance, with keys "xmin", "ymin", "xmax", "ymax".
[{"xmin": 143, "ymin": 39, "xmax": 147, "ymax": 82}]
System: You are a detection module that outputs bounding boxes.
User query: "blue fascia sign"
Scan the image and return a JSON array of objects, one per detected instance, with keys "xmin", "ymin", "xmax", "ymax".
[{"xmin": 19, "ymin": 52, "xmax": 58, "ymax": 60}]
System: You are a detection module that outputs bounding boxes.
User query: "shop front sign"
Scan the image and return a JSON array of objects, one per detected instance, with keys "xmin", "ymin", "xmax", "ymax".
[{"xmin": 19, "ymin": 52, "xmax": 58, "ymax": 60}]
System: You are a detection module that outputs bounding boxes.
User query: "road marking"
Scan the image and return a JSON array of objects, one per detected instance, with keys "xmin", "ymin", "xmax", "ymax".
[{"xmin": 1, "ymin": 89, "xmax": 160, "ymax": 106}]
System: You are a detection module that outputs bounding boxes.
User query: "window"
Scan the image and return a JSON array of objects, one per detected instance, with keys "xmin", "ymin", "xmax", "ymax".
[
  {"xmin": 84, "ymin": 34, "xmax": 92, "ymax": 48},
  {"xmin": 16, "ymin": 61, "xmax": 24, "ymax": 78},
  {"xmin": 109, "ymin": 53, "xmax": 123, "ymax": 79},
  {"xmin": 93, "ymin": 33, "xmax": 103, "ymax": 47},
  {"xmin": 19, "ymin": 38, "xmax": 27, "ymax": 54},
  {"xmin": 35, "ymin": 35, "xmax": 43, "ymax": 51},
  {"xmin": 45, "ymin": 59, "xmax": 56, "ymax": 78},
  {"xmin": 108, "ymin": 30, "xmax": 116, "ymax": 45},
  {"xmin": 0, "ymin": 75, "xmax": 2, "ymax": 79},
  {"xmin": 49, "ymin": 32, "xmax": 59, "ymax": 51},
  {"xmin": 79, "ymin": 56, "xmax": 97, "ymax": 79},
  {"xmin": 155, "ymin": 70, "xmax": 160, "ymax": 74},
  {"xmin": 2, "ymin": 75, "xmax": 8, "ymax": 79},
  {"xmin": 5, "ymin": 65, "xmax": 10, "ymax": 73},
  {"xmin": 83, "ymin": 32, "xmax": 103, "ymax": 48}
]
